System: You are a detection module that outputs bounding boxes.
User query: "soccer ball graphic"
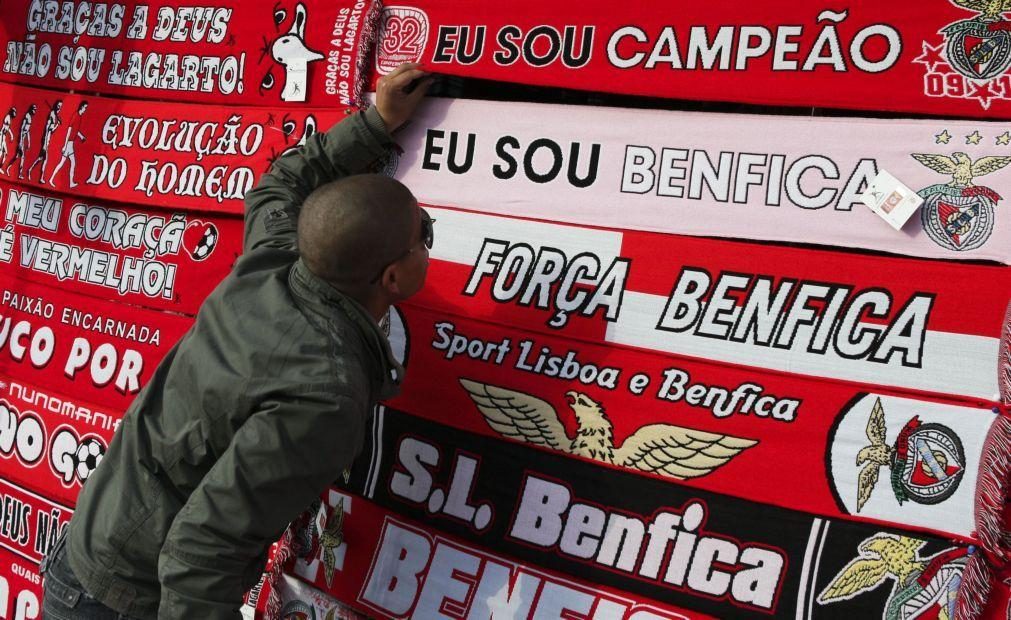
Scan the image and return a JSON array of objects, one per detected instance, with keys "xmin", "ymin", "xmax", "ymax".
[
  {"xmin": 74, "ymin": 438, "xmax": 105, "ymax": 481},
  {"xmin": 184, "ymin": 221, "xmax": 219, "ymax": 261}
]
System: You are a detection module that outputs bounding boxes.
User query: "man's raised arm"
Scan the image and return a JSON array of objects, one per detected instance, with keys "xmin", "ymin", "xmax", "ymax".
[
  {"xmin": 243, "ymin": 63, "xmax": 434, "ymax": 253},
  {"xmin": 242, "ymin": 107, "xmax": 390, "ymax": 253}
]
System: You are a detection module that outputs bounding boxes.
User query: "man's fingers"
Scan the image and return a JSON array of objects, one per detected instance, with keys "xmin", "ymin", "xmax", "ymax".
[
  {"xmin": 374, "ymin": 62, "xmax": 432, "ymax": 132},
  {"xmin": 406, "ymin": 75, "xmax": 436, "ymax": 100},
  {"xmin": 384, "ymin": 68, "xmax": 429, "ymax": 92},
  {"xmin": 382, "ymin": 62, "xmax": 422, "ymax": 80},
  {"xmin": 382, "ymin": 63, "xmax": 425, "ymax": 85},
  {"xmin": 384, "ymin": 62, "xmax": 423, "ymax": 79}
]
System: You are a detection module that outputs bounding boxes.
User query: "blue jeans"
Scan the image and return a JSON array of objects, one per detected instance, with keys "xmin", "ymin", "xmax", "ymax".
[{"xmin": 41, "ymin": 532, "xmax": 142, "ymax": 620}]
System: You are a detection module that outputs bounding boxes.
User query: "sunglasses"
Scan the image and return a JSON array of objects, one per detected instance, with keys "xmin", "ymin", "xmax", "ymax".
[
  {"xmin": 370, "ymin": 208, "xmax": 435, "ymax": 284},
  {"xmin": 419, "ymin": 208, "xmax": 435, "ymax": 250}
]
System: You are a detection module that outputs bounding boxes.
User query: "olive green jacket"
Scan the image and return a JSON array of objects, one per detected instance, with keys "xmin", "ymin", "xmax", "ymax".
[{"xmin": 66, "ymin": 107, "xmax": 402, "ymax": 619}]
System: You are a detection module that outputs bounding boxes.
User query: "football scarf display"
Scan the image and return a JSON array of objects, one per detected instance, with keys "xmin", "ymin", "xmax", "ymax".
[
  {"xmin": 371, "ymin": 0, "xmax": 1011, "ymax": 118},
  {"xmin": 0, "ymin": 82, "xmax": 355, "ymax": 213},
  {"xmin": 0, "ymin": 373, "xmax": 120, "ymax": 505},
  {"xmin": 0, "ymin": 2, "xmax": 1007, "ymax": 616},
  {"xmin": 388, "ymin": 97, "xmax": 1011, "ymax": 264},
  {"xmin": 0, "ymin": 0, "xmax": 379, "ymax": 106},
  {"xmin": 0, "ymin": 476, "xmax": 72, "ymax": 563},
  {"xmin": 408, "ymin": 206, "xmax": 1010, "ymax": 403},
  {"xmin": 0, "ymin": 547, "xmax": 45, "ymax": 619},
  {"xmin": 0, "ymin": 273, "xmax": 192, "ymax": 411},
  {"xmin": 261, "ymin": 200, "xmax": 1010, "ymax": 618},
  {"xmin": 266, "ymin": 407, "xmax": 981, "ymax": 620},
  {"xmin": 0, "ymin": 180, "xmax": 240, "ymax": 314},
  {"xmin": 376, "ymin": 300, "xmax": 1002, "ymax": 543}
]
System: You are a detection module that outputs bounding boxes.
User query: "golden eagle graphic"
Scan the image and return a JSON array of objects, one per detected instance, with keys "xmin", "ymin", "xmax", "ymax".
[
  {"xmin": 817, "ymin": 534, "xmax": 964, "ymax": 620},
  {"xmin": 818, "ymin": 535, "xmax": 927, "ymax": 603},
  {"xmin": 856, "ymin": 398, "xmax": 893, "ymax": 512},
  {"xmin": 319, "ymin": 499, "xmax": 344, "ymax": 587},
  {"xmin": 459, "ymin": 379, "xmax": 757, "ymax": 479},
  {"xmin": 952, "ymin": 0, "xmax": 1011, "ymax": 21},
  {"xmin": 911, "ymin": 152, "xmax": 1011, "ymax": 187}
]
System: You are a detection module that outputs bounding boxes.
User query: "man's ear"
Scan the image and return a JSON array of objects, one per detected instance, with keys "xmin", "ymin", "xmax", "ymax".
[{"xmin": 380, "ymin": 263, "xmax": 403, "ymax": 297}]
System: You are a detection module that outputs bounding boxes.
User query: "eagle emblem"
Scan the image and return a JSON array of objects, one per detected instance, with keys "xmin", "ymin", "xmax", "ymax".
[
  {"xmin": 943, "ymin": 0, "xmax": 1011, "ymax": 81},
  {"xmin": 855, "ymin": 398, "xmax": 965, "ymax": 512},
  {"xmin": 459, "ymin": 379, "xmax": 757, "ymax": 479},
  {"xmin": 911, "ymin": 152, "xmax": 1011, "ymax": 187},
  {"xmin": 951, "ymin": 0, "xmax": 1011, "ymax": 22},
  {"xmin": 856, "ymin": 398, "xmax": 893, "ymax": 512},
  {"xmin": 818, "ymin": 534, "xmax": 967, "ymax": 620},
  {"xmin": 911, "ymin": 152, "xmax": 1007, "ymax": 251},
  {"xmin": 319, "ymin": 499, "xmax": 345, "ymax": 588}
]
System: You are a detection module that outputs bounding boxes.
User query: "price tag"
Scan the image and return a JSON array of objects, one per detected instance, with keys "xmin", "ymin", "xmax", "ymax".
[{"xmin": 860, "ymin": 170, "xmax": 924, "ymax": 230}]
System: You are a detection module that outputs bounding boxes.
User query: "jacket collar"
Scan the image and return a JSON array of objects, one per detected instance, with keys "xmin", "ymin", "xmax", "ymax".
[{"xmin": 289, "ymin": 258, "xmax": 403, "ymax": 400}]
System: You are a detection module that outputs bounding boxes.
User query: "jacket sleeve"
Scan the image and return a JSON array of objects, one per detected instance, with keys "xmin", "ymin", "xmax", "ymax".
[
  {"xmin": 243, "ymin": 106, "xmax": 393, "ymax": 253},
  {"xmin": 156, "ymin": 390, "xmax": 367, "ymax": 619}
]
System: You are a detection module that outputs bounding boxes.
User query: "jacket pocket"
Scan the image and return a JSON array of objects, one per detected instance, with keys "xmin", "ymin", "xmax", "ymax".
[{"xmin": 106, "ymin": 465, "xmax": 171, "ymax": 580}]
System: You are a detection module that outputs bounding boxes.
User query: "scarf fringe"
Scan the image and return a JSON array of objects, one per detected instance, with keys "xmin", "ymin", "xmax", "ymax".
[
  {"xmin": 259, "ymin": 498, "xmax": 322, "ymax": 620},
  {"xmin": 976, "ymin": 414, "xmax": 1011, "ymax": 567},
  {"xmin": 351, "ymin": 0, "xmax": 383, "ymax": 107},
  {"xmin": 956, "ymin": 300, "xmax": 1011, "ymax": 619},
  {"xmin": 1000, "ymin": 300, "xmax": 1011, "ymax": 409},
  {"xmin": 261, "ymin": 528, "xmax": 294, "ymax": 620},
  {"xmin": 956, "ymin": 548, "xmax": 993, "ymax": 620}
]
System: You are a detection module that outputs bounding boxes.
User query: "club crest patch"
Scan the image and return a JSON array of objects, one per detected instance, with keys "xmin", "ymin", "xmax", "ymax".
[
  {"xmin": 916, "ymin": 0, "xmax": 1011, "ymax": 108},
  {"xmin": 888, "ymin": 416, "xmax": 965, "ymax": 506},
  {"xmin": 853, "ymin": 398, "xmax": 965, "ymax": 511},
  {"xmin": 817, "ymin": 534, "xmax": 967, "ymax": 620},
  {"xmin": 911, "ymin": 151, "xmax": 1009, "ymax": 251},
  {"xmin": 943, "ymin": 4, "xmax": 1011, "ymax": 81},
  {"xmin": 826, "ymin": 394, "xmax": 992, "ymax": 538}
]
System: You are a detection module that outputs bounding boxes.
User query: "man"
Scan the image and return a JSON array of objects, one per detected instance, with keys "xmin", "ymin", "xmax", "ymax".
[
  {"xmin": 41, "ymin": 63, "xmax": 434, "ymax": 619},
  {"xmin": 48, "ymin": 100, "xmax": 88, "ymax": 187}
]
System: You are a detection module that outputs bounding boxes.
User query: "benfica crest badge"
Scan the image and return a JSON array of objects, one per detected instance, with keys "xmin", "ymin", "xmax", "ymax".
[
  {"xmin": 818, "ymin": 535, "xmax": 967, "ymax": 620},
  {"xmin": 942, "ymin": 1, "xmax": 1011, "ymax": 80},
  {"xmin": 856, "ymin": 399, "xmax": 965, "ymax": 512},
  {"xmin": 916, "ymin": 1, "xmax": 1011, "ymax": 108},
  {"xmin": 911, "ymin": 151, "xmax": 1010, "ymax": 251}
]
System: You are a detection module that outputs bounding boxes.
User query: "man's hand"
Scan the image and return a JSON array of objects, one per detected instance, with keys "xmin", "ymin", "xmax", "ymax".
[{"xmin": 375, "ymin": 63, "xmax": 434, "ymax": 133}]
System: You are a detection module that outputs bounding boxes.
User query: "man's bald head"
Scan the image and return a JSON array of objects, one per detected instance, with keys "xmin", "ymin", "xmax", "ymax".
[{"xmin": 298, "ymin": 174, "xmax": 418, "ymax": 292}]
